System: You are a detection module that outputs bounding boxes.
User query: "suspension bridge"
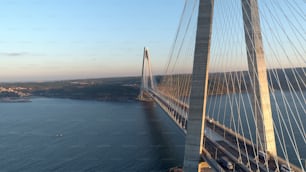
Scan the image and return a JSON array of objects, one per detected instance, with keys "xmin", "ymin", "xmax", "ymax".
[{"xmin": 139, "ymin": 0, "xmax": 305, "ymax": 171}]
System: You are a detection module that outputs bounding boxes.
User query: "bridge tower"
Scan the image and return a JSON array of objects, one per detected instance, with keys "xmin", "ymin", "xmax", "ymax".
[
  {"xmin": 183, "ymin": 0, "xmax": 214, "ymax": 171},
  {"xmin": 139, "ymin": 47, "xmax": 154, "ymax": 101},
  {"xmin": 183, "ymin": 0, "xmax": 277, "ymax": 171},
  {"xmin": 241, "ymin": 0, "xmax": 277, "ymax": 156}
]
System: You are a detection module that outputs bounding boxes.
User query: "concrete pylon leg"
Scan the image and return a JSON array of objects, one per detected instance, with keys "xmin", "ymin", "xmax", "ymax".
[
  {"xmin": 241, "ymin": 0, "xmax": 277, "ymax": 156},
  {"xmin": 138, "ymin": 47, "xmax": 155, "ymax": 101},
  {"xmin": 183, "ymin": 0, "xmax": 214, "ymax": 171}
]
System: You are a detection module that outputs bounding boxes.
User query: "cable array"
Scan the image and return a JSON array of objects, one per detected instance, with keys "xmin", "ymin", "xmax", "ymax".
[{"xmin": 149, "ymin": 0, "xmax": 305, "ymax": 171}]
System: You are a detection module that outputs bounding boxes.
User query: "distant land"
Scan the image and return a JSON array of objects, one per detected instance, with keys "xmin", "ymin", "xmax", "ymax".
[
  {"xmin": 208, "ymin": 67, "xmax": 306, "ymax": 94},
  {"xmin": 0, "ymin": 77, "xmax": 141, "ymax": 102},
  {"xmin": 0, "ymin": 68, "xmax": 304, "ymax": 102}
]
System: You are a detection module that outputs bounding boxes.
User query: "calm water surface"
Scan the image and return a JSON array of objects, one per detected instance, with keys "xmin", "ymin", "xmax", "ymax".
[
  {"xmin": 0, "ymin": 98, "xmax": 185, "ymax": 172},
  {"xmin": 1, "ymin": 91, "xmax": 304, "ymax": 171}
]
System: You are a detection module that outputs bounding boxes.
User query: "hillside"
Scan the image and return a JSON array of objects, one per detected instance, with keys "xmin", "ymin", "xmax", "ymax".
[{"xmin": 0, "ymin": 68, "xmax": 304, "ymax": 102}]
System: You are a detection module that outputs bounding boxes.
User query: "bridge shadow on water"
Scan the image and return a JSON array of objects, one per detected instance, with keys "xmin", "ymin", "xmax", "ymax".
[{"xmin": 140, "ymin": 101, "xmax": 185, "ymax": 171}]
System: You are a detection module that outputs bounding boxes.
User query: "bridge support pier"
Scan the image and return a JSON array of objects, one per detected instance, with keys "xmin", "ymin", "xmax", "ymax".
[
  {"xmin": 198, "ymin": 162, "xmax": 211, "ymax": 172},
  {"xmin": 183, "ymin": 0, "xmax": 214, "ymax": 171}
]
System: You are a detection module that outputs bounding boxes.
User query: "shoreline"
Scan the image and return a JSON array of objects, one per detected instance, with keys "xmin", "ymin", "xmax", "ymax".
[{"xmin": 0, "ymin": 97, "xmax": 32, "ymax": 103}]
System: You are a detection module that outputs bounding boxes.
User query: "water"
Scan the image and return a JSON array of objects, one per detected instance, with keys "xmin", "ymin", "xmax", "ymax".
[
  {"xmin": 207, "ymin": 90, "xmax": 306, "ymax": 167},
  {"xmin": 1, "ymin": 91, "xmax": 304, "ymax": 171},
  {"xmin": 0, "ymin": 98, "xmax": 185, "ymax": 171}
]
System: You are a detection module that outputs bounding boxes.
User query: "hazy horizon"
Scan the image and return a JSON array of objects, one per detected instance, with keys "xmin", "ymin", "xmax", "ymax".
[
  {"xmin": 1, "ymin": 0, "xmax": 304, "ymax": 82},
  {"xmin": 0, "ymin": 74, "xmax": 143, "ymax": 83},
  {"xmin": 0, "ymin": 0, "xmax": 184, "ymax": 82}
]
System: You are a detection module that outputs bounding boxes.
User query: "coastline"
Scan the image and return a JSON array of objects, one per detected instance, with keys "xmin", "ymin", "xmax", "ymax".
[{"xmin": 0, "ymin": 97, "xmax": 31, "ymax": 103}]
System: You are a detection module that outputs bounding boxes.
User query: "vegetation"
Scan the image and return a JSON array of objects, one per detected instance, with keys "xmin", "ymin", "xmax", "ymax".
[
  {"xmin": 1, "ymin": 77, "xmax": 141, "ymax": 101},
  {"xmin": 0, "ymin": 68, "xmax": 304, "ymax": 102}
]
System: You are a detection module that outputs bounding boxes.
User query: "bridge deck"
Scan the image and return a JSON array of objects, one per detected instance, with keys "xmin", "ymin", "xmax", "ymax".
[
  {"xmin": 144, "ymin": 90, "xmax": 303, "ymax": 172},
  {"xmin": 205, "ymin": 119, "xmax": 303, "ymax": 172}
]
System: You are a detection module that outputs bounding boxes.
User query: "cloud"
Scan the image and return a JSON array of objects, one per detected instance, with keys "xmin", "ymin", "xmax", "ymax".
[{"xmin": 0, "ymin": 52, "xmax": 29, "ymax": 57}]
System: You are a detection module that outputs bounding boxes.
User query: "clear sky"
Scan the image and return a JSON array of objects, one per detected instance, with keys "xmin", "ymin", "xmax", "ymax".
[
  {"xmin": 1, "ymin": 0, "xmax": 304, "ymax": 82},
  {"xmin": 0, "ymin": 0, "xmax": 184, "ymax": 82}
]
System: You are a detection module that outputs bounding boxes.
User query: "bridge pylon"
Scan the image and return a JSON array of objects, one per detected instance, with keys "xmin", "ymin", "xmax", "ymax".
[
  {"xmin": 183, "ymin": 0, "xmax": 214, "ymax": 171},
  {"xmin": 138, "ymin": 47, "xmax": 155, "ymax": 101},
  {"xmin": 241, "ymin": 0, "xmax": 277, "ymax": 157},
  {"xmin": 183, "ymin": 0, "xmax": 277, "ymax": 171}
]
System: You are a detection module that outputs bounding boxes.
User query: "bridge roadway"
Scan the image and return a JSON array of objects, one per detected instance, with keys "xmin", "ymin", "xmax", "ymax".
[
  {"xmin": 205, "ymin": 119, "xmax": 303, "ymax": 172},
  {"xmin": 144, "ymin": 90, "xmax": 302, "ymax": 172},
  {"xmin": 204, "ymin": 122, "xmax": 269, "ymax": 172},
  {"xmin": 147, "ymin": 89, "xmax": 188, "ymax": 133}
]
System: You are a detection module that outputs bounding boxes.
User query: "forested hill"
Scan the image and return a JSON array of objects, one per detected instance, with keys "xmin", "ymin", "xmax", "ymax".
[
  {"xmin": 0, "ymin": 68, "xmax": 304, "ymax": 101},
  {"xmin": 0, "ymin": 77, "xmax": 140, "ymax": 101},
  {"xmin": 208, "ymin": 67, "xmax": 305, "ymax": 94}
]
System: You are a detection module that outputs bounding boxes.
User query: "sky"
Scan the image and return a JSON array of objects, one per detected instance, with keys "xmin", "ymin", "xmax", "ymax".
[
  {"xmin": 0, "ymin": 0, "xmax": 184, "ymax": 82},
  {"xmin": 0, "ymin": 0, "xmax": 304, "ymax": 82}
]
